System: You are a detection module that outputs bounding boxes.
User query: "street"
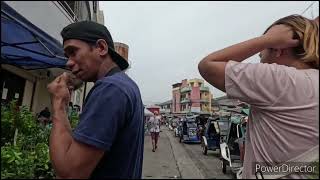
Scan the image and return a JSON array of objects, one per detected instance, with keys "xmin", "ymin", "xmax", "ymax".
[
  {"xmin": 142, "ymin": 129, "xmax": 181, "ymax": 179},
  {"xmin": 142, "ymin": 127, "xmax": 233, "ymax": 179}
]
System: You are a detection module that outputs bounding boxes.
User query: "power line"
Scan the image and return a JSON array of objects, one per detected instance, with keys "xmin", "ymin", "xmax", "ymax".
[{"xmin": 301, "ymin": 1, "xmax": 317, "ymax": 16}]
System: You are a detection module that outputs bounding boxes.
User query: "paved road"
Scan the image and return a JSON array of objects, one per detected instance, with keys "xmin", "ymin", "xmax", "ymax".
[
  {"xmin": 182, "ymin": 140, "xmax": 234, "ymax": 179},
  {"xmin": 165, "ymin": 128, "xmax": 233, "ymax": 179},
  {"xmin": 142, "ymin": 127, "xmax": 234, "ymax": 179},
  {"xmin": 142, "ymin": 130, "xmax": 181, "ymax": 179}
]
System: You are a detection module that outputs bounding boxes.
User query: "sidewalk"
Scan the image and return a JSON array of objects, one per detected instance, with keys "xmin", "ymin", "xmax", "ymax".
[
  {"xmin": 142, "ymin": 129, "xmax": 181, "ymax": 179},
  {"xmin": 164, "ymin": 129, "xmax": 205, "ymax": 179}
]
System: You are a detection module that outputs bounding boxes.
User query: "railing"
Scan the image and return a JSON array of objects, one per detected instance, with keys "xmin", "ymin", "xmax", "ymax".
[
  {"xmin": 57, "ymin": 1, "xmax": 79, "ymax": 22},
  {"xmin": 180, "ymin": 98, "xmax": 191, "ymax": 103},
  {"xmin": 200, "ymin": 86, "xmax": 209, "ymax": 91},
  {"xmin": 301, "ymin": 1, "xmax": 319, "ymax": 19},
  {"xmin": 180, "ymin": 86, "xmax": 191, "ymax": 93},
  {"xmin": 199, "ymin": 99, "xmax": 210, "ymax": 103},
  {"xmin": 200, "ymin": 110, "xmax": 211, "ymax": 114},
  {"xmin": 180, "ymin": 110, "xmax": 191, "ymax": 113}
]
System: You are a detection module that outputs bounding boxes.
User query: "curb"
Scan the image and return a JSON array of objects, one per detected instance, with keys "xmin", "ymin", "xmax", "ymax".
[{"xmin": 164, "ymin": 129, "xmax": 205, "ymax": 179}]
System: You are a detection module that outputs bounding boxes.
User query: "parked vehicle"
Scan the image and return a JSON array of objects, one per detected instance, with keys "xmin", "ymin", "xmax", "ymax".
[
  {"xmin": 179, "ymin": 116, "xmax": 201, "ymax": 143},
  {"xmin": 201, "ymin": 115, "xmax": 231, "ymax": 155},
  {"xmin": 201, "ymin": 116, "xmax": 220, "ymax": 155},
  {"xmin": 220, "ymin": 108, "xmax": 249, "ymax": 178},
  {"xmin": 174, "ymin": 118, "xmax": 183, "ymax": 137},
  {"xmin": 168, "ymin": 116, "xmax": 178, "ymax": 131}
]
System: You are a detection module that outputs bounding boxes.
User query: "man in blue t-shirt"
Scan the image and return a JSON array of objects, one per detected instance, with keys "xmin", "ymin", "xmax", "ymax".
[{"xmin": 47, "ymin": 21, "xmax": 144, "ymax": 179}]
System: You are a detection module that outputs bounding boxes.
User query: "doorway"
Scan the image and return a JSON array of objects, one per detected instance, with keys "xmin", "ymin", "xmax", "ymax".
[{"xmin": 1, "ymin": 69, "xmax": 26, "ymax": 106}]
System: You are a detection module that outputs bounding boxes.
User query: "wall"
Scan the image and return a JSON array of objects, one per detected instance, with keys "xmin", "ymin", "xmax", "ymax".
[
  {"xmin": 114, "ymin": 42, "xmax": 129, "ymax": 61},
  {"xmin": 188, "ymin": 78, "xmax": 203, "ymax": 87},
  {"xmin": 5, "ymin": 1, "xmax": 74, "ymax": 43},
  {"xmin": 97, "ymin": 10, "xmax": 105, "ymax": 25},
  {"xmin": 32, "ymin": 78, "xmax": 53, "ymax": 113},
  {"xmin": 172, "ymin": 88, "xmax": 181, "ymax": 113},
  {"xmin": 190, "ymin": 86, "xmax": 200, "ymax": 113},
  {"xmin": 2, "ymin": 64, "xmax": 53, "ymax": 114},
  {"xmin": 22, "ymin": 80, "xmax": 34, "ymax": 108}
]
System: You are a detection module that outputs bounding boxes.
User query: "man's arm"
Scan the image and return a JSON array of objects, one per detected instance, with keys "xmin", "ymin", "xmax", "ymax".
[{"xmin": 48, "ymin": 73, "xmax": 104, "ymax": 178}]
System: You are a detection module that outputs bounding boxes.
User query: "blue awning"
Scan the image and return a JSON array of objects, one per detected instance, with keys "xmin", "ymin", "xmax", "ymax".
[{"xmin": 1, "ymin": 1, "xmax": 67, "ymax": 70}]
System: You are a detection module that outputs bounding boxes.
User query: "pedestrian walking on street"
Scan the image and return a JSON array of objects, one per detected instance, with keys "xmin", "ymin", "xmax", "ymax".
[
  {"xmin": 47, "ymin": 21, "xmax": 144, "ymax": 179},
  {"xmin": 198, "ymin": 14, "xmax": 319, "ymax": 179},
  {"xmin": 149, "ymin": 111, "xmax": 161, "ymax": 152}
]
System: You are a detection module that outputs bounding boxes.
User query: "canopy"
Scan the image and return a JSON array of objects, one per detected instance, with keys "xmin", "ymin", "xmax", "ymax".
[
  {"xmin": 241, "ymin": 108, "xmax": 250, "ymax": 115},
  {"xmin": 1, "ymin": 1, "xmax": 67, "ymax": 70},
  {"xmin": 230, "ymin": 115, "xmax": 242, "ymax": 124}
]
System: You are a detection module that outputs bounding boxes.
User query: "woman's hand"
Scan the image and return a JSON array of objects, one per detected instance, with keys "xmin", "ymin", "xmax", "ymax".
[{"xmin": 263, "ymin": 24, "xmax": 300, "ymax": 49}]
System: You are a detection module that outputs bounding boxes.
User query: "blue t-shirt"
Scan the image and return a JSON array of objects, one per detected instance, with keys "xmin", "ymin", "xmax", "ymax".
[{"xmin": 72, "ymin": 70, "xmax": 144, "ymax": 179}]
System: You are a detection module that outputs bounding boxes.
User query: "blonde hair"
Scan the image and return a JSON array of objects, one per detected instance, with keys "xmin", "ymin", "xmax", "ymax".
[{"xmin": 265, "ymin": 15, "xmax": 319, "ymax": 69}]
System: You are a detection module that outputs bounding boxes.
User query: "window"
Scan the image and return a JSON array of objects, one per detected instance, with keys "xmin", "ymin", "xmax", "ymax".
[{"xmin": 1, "ymin": 70, "xmax": 26, "ymax": 106}]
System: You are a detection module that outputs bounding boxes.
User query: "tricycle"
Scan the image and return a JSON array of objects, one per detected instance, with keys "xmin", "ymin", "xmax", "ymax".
[
  {"xmin": 220, "ymin": 108, "xmax": 249, "ymax": 178},
  {"xmin": 179, "ymin": 116, "xmax": 201, "ymax": 143}
]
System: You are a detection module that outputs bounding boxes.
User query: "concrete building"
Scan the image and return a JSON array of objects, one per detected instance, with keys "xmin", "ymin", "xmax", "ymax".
[
  {"xmin": 171, "ymin": 78, "xmax": 212, "ymax": 115},
  {"xmin": 1, "ymin": 1, "xmax": 102, "ymax": 114},
  {"xmin": 114, "ymin": 42, "xmax": 129, "ymax": 61},
  {"xmin": 113, "ymin": 42, "xmax": 131, "ymax": 74},
  {"xmin": 157, "ymin": 100, "xmax": 172, "ymax": 114}
]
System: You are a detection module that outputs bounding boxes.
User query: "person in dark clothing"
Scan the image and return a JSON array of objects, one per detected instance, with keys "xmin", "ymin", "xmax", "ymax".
[
  {"xmin": 47, "ymin": 21, "xmax": 144, "ymax": 179},
  {"xmin": 38, "ymin": 107, "xmax": 51, "ymax": 126},
  {"xmin": 39, "ymin": 107, "xmax": 51, "ymax": 119}
]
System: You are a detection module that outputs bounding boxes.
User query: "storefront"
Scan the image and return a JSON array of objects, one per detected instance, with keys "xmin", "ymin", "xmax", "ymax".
[{"xmin": 1, "ymin": 1, "xmax": 67, "ymax": 112}]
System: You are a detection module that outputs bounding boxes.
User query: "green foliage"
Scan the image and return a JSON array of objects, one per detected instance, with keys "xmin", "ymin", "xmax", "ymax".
[
  {"xmin": 70, "ymin": 110, "xmax": 80, "ymax": 129},
  {"xmin": 1, "ymin": 143, "xmax": 34, "ymax": 178},
  {"xmin": 1, "ymin": 100, "xmax": 54, "ymax": 179},
  {"xmin": 1, "ymin": 102, "xmax": 16, "ymax": 146}
]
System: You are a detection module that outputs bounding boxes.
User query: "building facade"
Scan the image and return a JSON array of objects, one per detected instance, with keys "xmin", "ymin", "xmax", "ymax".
[
  {"xmin": 171, "ymin": 78, "xmax": 212, "ymax": 114},
  {"xmin": 157, "ymin": 100, "xmax": 172, "ymax": 114},
  {"xmin": 1, "ymin": 1, "xmax": 103, "ymax": 114}
]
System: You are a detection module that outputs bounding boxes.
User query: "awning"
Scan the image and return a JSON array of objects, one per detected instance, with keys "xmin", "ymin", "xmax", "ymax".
[
  {"xmin": 1, "ymin": 1, "xmax": 67, "ymax": 70},
  {"xmin": 241, "ymin": 108, "xmax": 250, "ymax": 115},
  {"xmin": 144, "ymin": 108, "xmax": 154, "ymax": 117}
]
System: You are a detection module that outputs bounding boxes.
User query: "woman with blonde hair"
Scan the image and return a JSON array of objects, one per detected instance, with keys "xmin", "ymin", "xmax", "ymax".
[{"xmin": 198, "ymin": 15, "xmax": 318, "ymax": 179}]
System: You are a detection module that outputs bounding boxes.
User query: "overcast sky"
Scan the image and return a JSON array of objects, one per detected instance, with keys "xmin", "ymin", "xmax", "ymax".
[{"xmin": 99, "ymin": 1, "xmax": 319, "ymax": 105}]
